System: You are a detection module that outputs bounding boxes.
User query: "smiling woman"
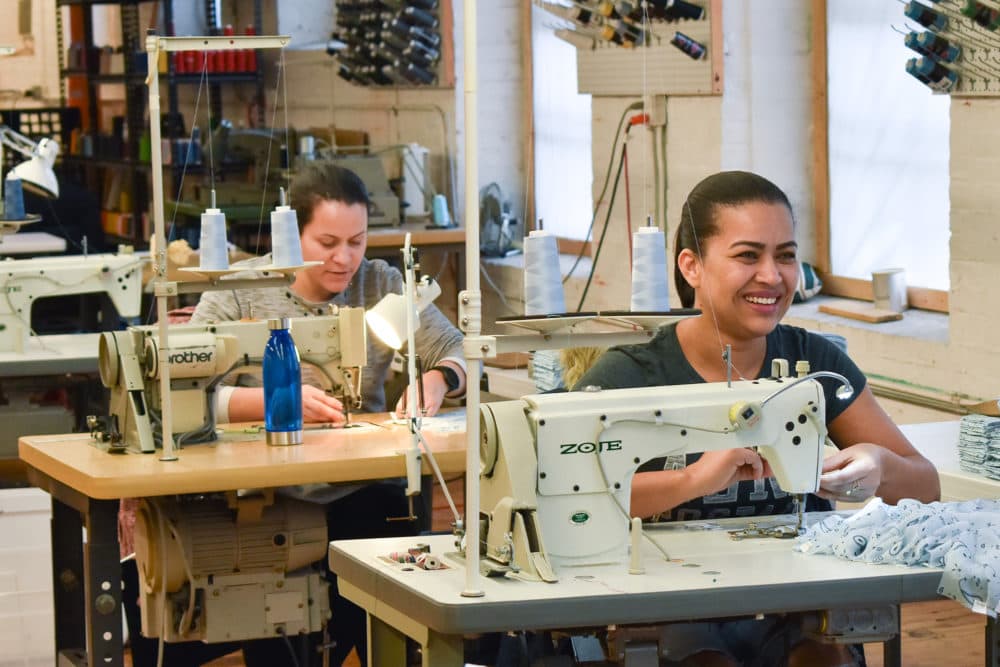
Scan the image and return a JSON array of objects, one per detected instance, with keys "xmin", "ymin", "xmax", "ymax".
[{"xmin": 572, "ymin": 170, "xmax": 940, "ymax": 667}]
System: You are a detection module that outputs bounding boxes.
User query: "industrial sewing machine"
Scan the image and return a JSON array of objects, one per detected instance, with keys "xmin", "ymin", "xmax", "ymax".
[
  {"xmin": 94, "ymin": 310, "xmax": 368, "ymax": 642},
  {"xmin": 0, "ymin": 249, "xmax": 145, "ymax": 353},
  {"xmin": 479, "ymin": 370, "xmax": 850, "ymax": 582},
  {"xmin": 327, "ymin": 154, "xmax": 400, "ymax": 227},
  {"xmin": 91, "ymin": 308, "xmax": 367, "ymax": 453}
]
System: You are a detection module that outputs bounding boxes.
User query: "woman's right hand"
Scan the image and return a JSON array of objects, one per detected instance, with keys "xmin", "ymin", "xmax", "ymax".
[
  {"xmin": 301, "ymin": 385, "xmax": 345, "ymax": 425},
  {"xmin": 686, "ymin": 448, "xmax": 774, "ymax": 496}
]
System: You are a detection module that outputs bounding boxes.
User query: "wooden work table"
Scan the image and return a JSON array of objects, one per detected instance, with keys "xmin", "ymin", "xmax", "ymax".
[
  {"xmin": 365, "ymin": 221, "xmax": 464, "ymax": 252},
  {"xmin": 19, "ymin": 415, "xmax": 466, "ymax": 500},
  {"xmin": 18, "ymin": 412, "xmax": 466, "ymax": 667}
]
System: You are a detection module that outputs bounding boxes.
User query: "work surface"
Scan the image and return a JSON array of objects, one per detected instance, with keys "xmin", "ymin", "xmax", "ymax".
[
  {"xmin": 329, "ymin": 515, "xmax": 943, "ymax": 635},
  {"xmin": 0, "ymin": 332, "xmax": 101, "ymax": 377},
  {"xmin": 18, "ymin": 411, "xmax": 467, "ymax": 499},
  {"xmin": 899, "ymin": 420, "xmax": 995, "ymax": 502}
]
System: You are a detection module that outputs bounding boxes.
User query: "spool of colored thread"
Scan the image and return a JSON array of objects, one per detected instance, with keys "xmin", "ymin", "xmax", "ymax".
[
  {"xmin": 4, "ymin": 173, "xmax": 25, "ymax": 220},
  {"xmin": 389, "ymin": 551, "xmax": 417, "ymax": 563}
]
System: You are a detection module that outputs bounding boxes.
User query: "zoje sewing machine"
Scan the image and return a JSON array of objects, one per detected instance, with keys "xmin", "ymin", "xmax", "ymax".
[
  {"xmin": 479, "ymin": 370, "xmax": 852, "ymax": 581},
  {"xmin": 91, "ymin": 308, "xmax": 367, "ymax": 453}
]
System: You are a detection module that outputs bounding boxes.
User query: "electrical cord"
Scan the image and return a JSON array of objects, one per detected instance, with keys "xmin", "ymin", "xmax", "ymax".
[
  {"xmin": 563, "ymin": 101, "xmax": 643, "ymax": 284},
  {"xmin": 479, "ymin": 263, "xmax": 520, "ymax": 315},
  {"xmin": 40, "ymin": 198, "xmax": 85, "ymax": 253},
  {"xmin": 277, "ymin": 627, "xmax": 303, "ymax": 667},
  {"xmin": 588, "ymin": 420, "xmax": 673, "ymax": 563},
  {"xmin": 415, "ymin": 428, "xmax": 462, "ymax": 528},
  {"xmin": 575, "ymin": 129, "xmax": 629, "ymax": 311}
]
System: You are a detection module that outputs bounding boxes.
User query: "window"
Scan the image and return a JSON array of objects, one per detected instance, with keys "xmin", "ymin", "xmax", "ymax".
[
  {"xmin": 531, "ymin": 4, "xmax": 593, "ymax": 241},
  {"xmin": 820, "ymin": 0, "xmax": 950, "ymax": 308}
]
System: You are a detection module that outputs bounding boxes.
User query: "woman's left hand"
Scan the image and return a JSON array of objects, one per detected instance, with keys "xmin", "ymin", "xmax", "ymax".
[
  {"xmin": 394, "ymin": 370, "xmax": 450, "ymax": 418},
  {"xmin": 817, "ymin": 443, "xmax": 884, "ymax": 502}
]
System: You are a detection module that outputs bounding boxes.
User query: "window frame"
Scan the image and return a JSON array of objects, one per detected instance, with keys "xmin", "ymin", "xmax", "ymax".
[{"xmin": 809, "ymin": 0, "xmax": 949, "ymax": 314}]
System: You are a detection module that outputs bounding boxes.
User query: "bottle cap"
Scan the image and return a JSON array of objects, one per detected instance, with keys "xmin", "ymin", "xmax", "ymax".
[{"xmin": 268, "ymin": 317, "xmax": 290, "ymax": 330}]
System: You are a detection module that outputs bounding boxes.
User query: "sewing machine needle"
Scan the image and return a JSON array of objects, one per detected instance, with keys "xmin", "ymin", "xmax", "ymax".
[{"xmin": 796, "ymin": 493, "xmax": 805, "ymax": 533}]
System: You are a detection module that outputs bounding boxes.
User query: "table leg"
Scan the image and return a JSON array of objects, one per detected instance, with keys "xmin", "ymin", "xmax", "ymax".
[
  {"xmin": 366, "ymin": 612, "xmax": 463, "ymax": 667},
  {"xmin": 883, "ymin": 610, "xmax": 902, "ymax": 667},
  {"xmin": 84, "ymin": 498, "xmax": 124, "ymax": 667},
  {"xmin": 987, "ymin": 614, "xmax": 1000, "ymax": 667},
  {"xmin": 51, "ymin": 498, "xmax": 85, "ymax": 659},
  {"xmin": 423, "ymin": 628, "xmax": 463, "ymax": 667},
  {"xmin": 368, "ymin": 613, "xmax": 407, "ymax": 666},
  {"xmin": 46, "ymin": 485, "xmax": 123, "ymax": 667}
]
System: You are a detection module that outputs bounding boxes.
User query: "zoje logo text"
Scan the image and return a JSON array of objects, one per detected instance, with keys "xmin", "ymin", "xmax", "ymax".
[{"xmin": 559, "ymin": 440, "xmax": 622, "ymax": 454}]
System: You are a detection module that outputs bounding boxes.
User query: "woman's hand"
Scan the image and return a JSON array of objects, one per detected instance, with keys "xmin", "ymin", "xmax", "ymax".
[
  {"xmin": 686, "ymin": 448, "xmax": 774, "ymax": 496},
  {"xmin": 301, "ymin": 385, "xmax": 345, "ymax": 425},
  {"xmin": 817, "ymin": 443, "xmax": 883, "ymax": 502},
  {"xmin": 394, "ymin": 370, "xmax": 450, "ymax": 418}
]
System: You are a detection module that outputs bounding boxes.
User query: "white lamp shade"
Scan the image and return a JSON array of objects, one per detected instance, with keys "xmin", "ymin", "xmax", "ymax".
[
  {"xmin": 11, "ymin": 137, "xmax": 59, "ymax": 198},
  {"xmin": 365, "ymin": 293, "xmax": 408, "ymax": 350}
]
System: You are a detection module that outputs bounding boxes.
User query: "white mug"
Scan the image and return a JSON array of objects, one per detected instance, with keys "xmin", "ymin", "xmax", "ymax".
[{"xmin": 872, "ymin": 268, "xmax": 907, "ymax": 313}]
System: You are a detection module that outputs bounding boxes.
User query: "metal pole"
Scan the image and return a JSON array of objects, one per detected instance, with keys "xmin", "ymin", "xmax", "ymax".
[
  {"xmin": 461, "ymin": 0, "xmax": 483, "ymax": 598},
  {"xmin": 146, "ymin": 34, "xmax": 177, "ymax": 461}
]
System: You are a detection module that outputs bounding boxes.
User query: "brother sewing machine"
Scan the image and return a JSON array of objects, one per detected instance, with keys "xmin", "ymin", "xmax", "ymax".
[
  {"xmin": 0, "ymin": 248, "xmax": 145, "ymax": 353},
  {"xmin": 479, "ymin": 369, "xmax": 853, "ymax": 582},
  {"xmin": 91, "ymin": 308, "xmax": 368, "ymax": 453}
]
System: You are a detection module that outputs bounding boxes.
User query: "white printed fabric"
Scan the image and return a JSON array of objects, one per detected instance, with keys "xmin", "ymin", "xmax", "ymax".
[{"xmin": 796, "ymin": 498, "xmax": 1000, "ymax": 617}]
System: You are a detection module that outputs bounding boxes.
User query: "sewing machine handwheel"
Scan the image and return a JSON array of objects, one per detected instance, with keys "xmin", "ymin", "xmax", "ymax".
[
  {"xmin": 97, "ymin": 332, "xmax": 120, "ymax": 388},
  {"xmin": 479, "ymin": 404, "xmax": 499, "ymax": 477}
]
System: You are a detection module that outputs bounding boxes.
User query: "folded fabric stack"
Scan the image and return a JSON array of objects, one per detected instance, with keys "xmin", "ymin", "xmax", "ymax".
[
  {"xmin": 531, "ymin": 349, "xmax": 565, "ymax": 393},
  {"xmin": 958, "ymin": 414, "xmax": 1000, "ymax": 479}
]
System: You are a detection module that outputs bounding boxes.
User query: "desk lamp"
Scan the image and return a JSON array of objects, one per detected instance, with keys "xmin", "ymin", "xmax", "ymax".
[
  {"xmin": 0, "ymin": 126, "xmax": 59, "ymax": 199},
  {"xmin": 366, "ymin": 233, "xmax": 457, "ymax": 523}
]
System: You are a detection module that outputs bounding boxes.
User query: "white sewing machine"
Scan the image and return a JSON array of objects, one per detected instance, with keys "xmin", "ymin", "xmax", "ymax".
[
  {"xmin": 92, "ymin": 308, "xmax": 368, "ymax": 453},
  {"xmin": 479, "ymin": 370, "xmax": 850, "ymax": 581},
  {"xmin": 0, "ymin": 249, "xmax": 145, "ymax": 353}
]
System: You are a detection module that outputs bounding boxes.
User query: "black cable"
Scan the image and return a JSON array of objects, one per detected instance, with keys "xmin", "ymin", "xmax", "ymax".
[
  {"xmin": 277, "ymin": 626, "xmax": 303, "ymax": 667},
  {"xmin": 42, "ymin": 197, "xmax": 85, "ymax": 253},
  {"xmin": 575, "ymin": 130, "xmax": 628, "ymax": 311},
  {"xmin": 563, "ymin": 100, "xmax": 643, "ymax": 284}
]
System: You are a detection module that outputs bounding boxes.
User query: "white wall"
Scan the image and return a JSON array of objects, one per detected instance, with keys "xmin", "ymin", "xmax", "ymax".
[{"xmin": 720, "ymin": 0, "xmax": 815, "ymax": 261}]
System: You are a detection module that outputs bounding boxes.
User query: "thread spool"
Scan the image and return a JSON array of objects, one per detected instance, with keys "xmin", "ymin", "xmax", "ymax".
[
  {"xmin": 4, "ymin": 173, "xmax": 25, "ymax": 220},
  {"xmin": 630, "ymin": 226, "xmax": 670, "ymax": 312},
  {"xmin": 388, "ymin": 551, "xmax": 417, "ymax": 564},
  {"xmin": 270, "ymin": 202, "xmax": 304, "ymax": 268},
  {"xmin": 416, "ymin": 553, "xmax": 442, "ymax": 570},
  {"xmin": 431, "ymin": 193, "xmax": 451, "ymax": 227},
  {"xmin": 523, "ymin": 229, "xmax": 566, "ymax": 316},
  {"xmin": 198, "ymin": 207, "xmax": 229, "ymax": 270}
]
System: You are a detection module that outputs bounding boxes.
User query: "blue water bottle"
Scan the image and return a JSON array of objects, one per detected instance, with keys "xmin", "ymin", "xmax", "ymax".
[{"xmin": 263, "ymin": 317, "xmax": 303, "ymax": 445}]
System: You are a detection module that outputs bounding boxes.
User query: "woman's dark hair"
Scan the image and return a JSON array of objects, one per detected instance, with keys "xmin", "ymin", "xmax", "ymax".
[
  {"xmin": 288, "ymin": 162, "xmax": 371, "ymax": 231},
  {"xmin": 674, "ymin": 170, "xmax": 793, "ymax": 308}
]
